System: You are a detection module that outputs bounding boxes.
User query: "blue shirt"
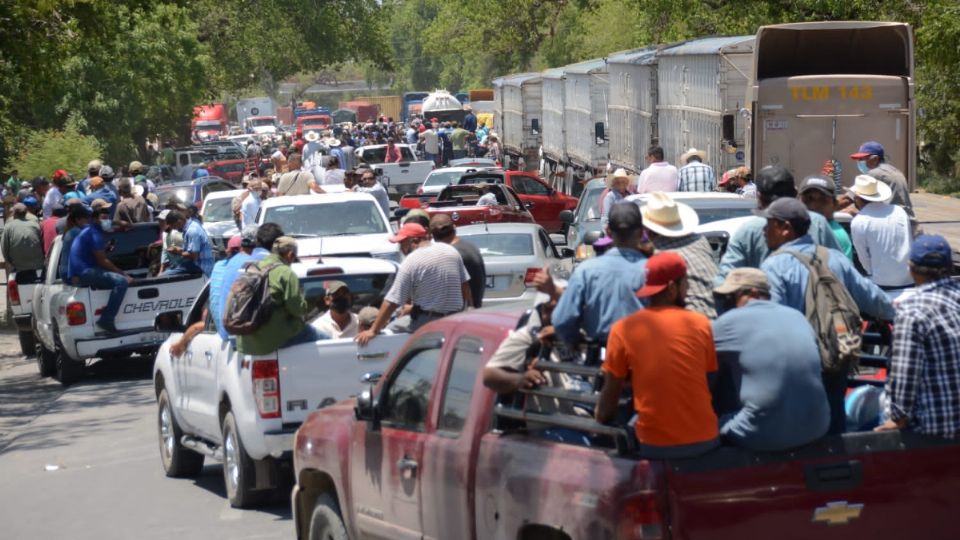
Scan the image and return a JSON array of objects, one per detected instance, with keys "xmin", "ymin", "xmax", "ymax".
[
  {"xmin": 59, "ymin": 227, "xmax": 83, "ymax": 280},
  {"xmin": 712, "ymin": 300, "xmax": 830, "ymax": 451},
  {"xmin": 214, "ymin": 247, "xmax": 269, "ymax": 339},
  {"xmin": 183, "ymin": 218, "xmax": 214, "ymax": 277},
  {"xmin": 600, "ymin": 189, "xmax": 626, "ymax": 226},
  {"xmin": 67, "ymin": 224, "xmax": 106, "ymax": 280},
  {"xmin": 82, "ymin": 187, "xmax": 118, "ymax": 211},
  {"xmin": 716, "ymin": 212, "xmax": 840, "ymax": 284},
  {"xmin": 760, "ymin": 235, "xmax": 896, "ymax": 320},
  {"xmin": 553, "ymin": 247, "xmax": 646, "ymax": 344}
]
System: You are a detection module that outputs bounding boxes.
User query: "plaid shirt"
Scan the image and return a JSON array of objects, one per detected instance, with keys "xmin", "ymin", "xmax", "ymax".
[
  {"xmin": 653, "ymin": 233, "xmax": 719, "ymax": 319},
  {"xmin": 677, "ymin": 161, "xmax": 716, "ymax": 192},
  {"xmin": 886, "ymin": 278, "xmax": 960, "ymax": 437}
]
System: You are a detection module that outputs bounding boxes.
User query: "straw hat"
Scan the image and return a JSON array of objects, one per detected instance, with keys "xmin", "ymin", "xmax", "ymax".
[
  {"xmin": 304, "ymin": 131, "xmax": 320, "ymax": 142},
  {"xmin": 847, "ymin": 174, "xmax": 892, "ymax": 203},
  {"xmin": 680, "ymin": 147, "xmax": 707, "ymax": 163},
  {"xmin": 639, "ymin": 192, "xmax": 699, "ymax": 237},
  {"xmin": 605, "ymin": 167, "xmax": 634, "ymax": 188}
]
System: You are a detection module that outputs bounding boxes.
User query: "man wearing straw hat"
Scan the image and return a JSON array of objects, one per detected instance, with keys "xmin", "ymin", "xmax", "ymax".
[
  {"xmin": 847, "ymin": 175, "xmax": 913, "ymax": 289},
  {"xmin": 601, "ymin": 168, "xmax": 632, "ymax": 226},
  {"xmin": 640, "ymin": 192, "xmax": 718, "ymax": 319},
  {"xmin": 677, "ymin": 147, "xmax": 716, "ymax": 192}
]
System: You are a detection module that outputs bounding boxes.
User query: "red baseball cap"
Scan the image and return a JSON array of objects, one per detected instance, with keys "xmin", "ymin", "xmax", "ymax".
[
  {"xmin": 390, "ymin": 222, "xmax": 428, "ymax": 243},
  {"xmin": 636, "ymin": 252, "xmax": 687, "ymax": 298},
  {"xmin": 227, "ymin": 235, "xmax": 242, "ymax": 251}
]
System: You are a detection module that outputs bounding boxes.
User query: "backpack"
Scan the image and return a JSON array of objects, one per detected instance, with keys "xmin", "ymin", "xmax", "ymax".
[
  {"xmin": 222, "ymin": 261, "xmax": 283, "ymax": 336},
  {"xmin": 779, "ymin": 246, "xmax": 863, "ymax": 374}
]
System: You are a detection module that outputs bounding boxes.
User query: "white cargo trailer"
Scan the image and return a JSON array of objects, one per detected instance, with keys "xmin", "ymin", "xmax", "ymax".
[
  {"xmin": 541, "ymin": 67, "xmax": 566, "ymax": 164},
  {"xmin": 500, "ymin": 73, "xmax": 542, "ymax": 170},
  {"xmin": 656, "ymin": 36, "xmax": 755, "ymax": 175},
  {"xmin": 607, "ymin": 48, "xmax": 659, "ymax": 174},
  {"xmin": 563, "ymin": 58, "xmax": 609, "ymax": 173},
  {"xmin": 492, "ymin": 76, "xmax": 506, "ymax": 138}
]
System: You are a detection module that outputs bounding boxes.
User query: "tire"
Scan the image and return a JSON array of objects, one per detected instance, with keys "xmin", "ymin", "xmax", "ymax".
[
  {"xmin": 308, "ymin": 493, "xmax": 349, "ymax": 540},
  {"xmin": 221, "ymin": 411, "xmax": 263, "ymax": 508},
  {"xmin": 157, "ymin": 389, "xmax": 204, "ymax": 477},
  {"xmin": 18, "ymin": 330, "xmax": 36, "ymax": 358},
  {"xmin": 56, "ymin": 352, "xmax": 84, "ymax": 386},
  {"xmin": 36, "ymin": 340, "xmax": 57, "ymax": 378}
]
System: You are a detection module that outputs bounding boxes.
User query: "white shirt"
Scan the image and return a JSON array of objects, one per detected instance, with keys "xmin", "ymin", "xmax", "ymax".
[
  {"xmin": 476, "ymin": 192, "xmax": 498, "ymax": 206},
  {"xmin": 356, "ymin": 182, "xmax": 390, "ymax": 216},
  {"xmin": 313, "ymin": 311, "xmax": 358, "ymax": 339},
  {"xmin": 323, "ymin": 169, "xmax": 345, "ymax": 185},
  {"xmin": 423, "ymin": 130, "xmax": 439, "ymax": 154},
  {"xmin": 42, "ymin": 189, "xmax": 63, "ymax": 218},
  {"xmin": 850, "ymin": 202, "xmax": 913, "ymax": 287},
  {"xmin": 637, "ymin": 161, "xmax": 679, "ymax": 193},
  {"xmin": 241, "ymin": 191, "xmax": 260, "ymax": 229}
]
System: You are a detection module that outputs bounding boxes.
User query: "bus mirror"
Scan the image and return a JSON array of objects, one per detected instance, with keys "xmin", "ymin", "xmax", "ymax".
[{"xmin": 722, "ymin": 113, "xmax": 735, "ymax": 142}]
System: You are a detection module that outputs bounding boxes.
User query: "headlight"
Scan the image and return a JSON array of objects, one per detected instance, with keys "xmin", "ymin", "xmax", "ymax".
[{"xmin": 574, "ymin": 244, "xmax": 595, "ymax": 262}]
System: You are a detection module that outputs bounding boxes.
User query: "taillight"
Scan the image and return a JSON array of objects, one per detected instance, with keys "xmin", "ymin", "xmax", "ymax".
[
  {"xmin": 66, "ymin": 302, "xmax": 87, "ymax": 326},
  {"xmin": 619, "ymin": 491, "xmax": 665, "ymax": 540},
  {"xmin": 523, "ymin": 268, "xmax": 541, "ymax": 287},
  {"xmin": 8, "ymin": 281, "xmax": 20, "ymax": 306},
  {"xmin": 252, "ymin": 359, "xmax": 281, "ymax": 419},
  {"xmin": 575, "ymin": 244, "xmax": 596, "ymax": 262}
]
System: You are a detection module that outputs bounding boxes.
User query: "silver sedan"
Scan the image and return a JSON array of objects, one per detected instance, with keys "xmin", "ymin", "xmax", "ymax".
[{"xmin": 457, "ymin": 222, "xmax": 573, "ymax": 306}]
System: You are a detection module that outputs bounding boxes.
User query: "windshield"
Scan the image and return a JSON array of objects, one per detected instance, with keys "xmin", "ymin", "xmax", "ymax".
[
  {"xmin": 301, "ymin": 273, "xmax": 396, "ymax": 322},
  {"xmin": 576, "ymin": 185, "xmax": 605, "ymax": 223},
  {"xmin": 425, "ymin": 170, "xmax": 466, "ymax": 187},
  {"xmin": 249, "ymin": 118, "xmax": 276, "ymax": 127},
  {"xmin": 157, "ymin": 187, "xmax": 193, "ymax": 206},
  {"xmin": 362, "ymin": 146, "xmax": 416, "ymax": 164},
  {"xmin": 263, "ymin": 200, "xmax": 388, "ymax": 237},
  {"xmin": 195, "ymin": 121, "xmax": 221, "ymax": 129},
  {"xmin": 459, "ymin": 232, "xmax": 533, "ymax": 257},
  {"xmin": 202, "ymin": 197, "xmax": 234, "ymax": 223}
]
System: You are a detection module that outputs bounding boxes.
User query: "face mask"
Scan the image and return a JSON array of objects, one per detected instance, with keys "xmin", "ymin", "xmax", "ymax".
[
  {"xmin": 331, "ymin": 296, "xmax": 352, "ymax": 313},
  {"xmin": 857, "ymin": 160, "xmax": 870, "ymax": 174},
  {"xmin": 100, "ymin": 219, "xmax": 114, "ymax": 232},
  {"xmin": 714, "ymin": 293, "xmax": 737, "ymax": 317}
]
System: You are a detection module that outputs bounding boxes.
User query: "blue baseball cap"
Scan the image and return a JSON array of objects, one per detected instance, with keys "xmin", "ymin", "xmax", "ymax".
[
  {"xmin": 910, "ymin": 234, "xmax": 953, "ymax": 268},
  {"xmin": 850, "ymin": 141, "xmax": 885, "ymax": 160},
  {"xmin": 22, "ymin": 196, "xmax": 38, "ymax": 207}
]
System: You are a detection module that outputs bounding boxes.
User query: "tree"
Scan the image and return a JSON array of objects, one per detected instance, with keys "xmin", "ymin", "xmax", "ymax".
[{"xmin": 12, "ymin": 115, "xmax": 103, "ymax": 180}]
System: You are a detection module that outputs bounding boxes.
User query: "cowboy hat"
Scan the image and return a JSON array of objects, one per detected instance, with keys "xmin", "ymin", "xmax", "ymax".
[
  {"xmin": 605, "ymin": 167, "xmax": 634, "ymax": 188},
  {"xmin": 325, "ymin": 137, "xmax": 341, "ymax": 147},
  {"xmin": 680, "ymin": 147, "xmax": 707, "ymax": 163},
  {"xmin": 304, "ymin": 130, "xmax": 320, "ymax": 142},
  {"xmin": 639, "ymin": 191, "xmax": 700, "ymax": 237},
  {"xmin": 847, "ymin": 174, "xmax": 892, "ymax": 203}
]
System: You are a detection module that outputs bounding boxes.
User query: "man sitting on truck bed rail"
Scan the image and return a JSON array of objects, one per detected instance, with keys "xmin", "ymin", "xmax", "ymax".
[
  {"xmin": 878, "ymin": 235, "xmax": 960, "ymax": 438},
  {"xmin": 596, "ymin": 252, "xmax": 719, "ymax": 458},
  {"xmin": 711, "ymin": 268, "xmax": 830, "ymax": 451},
  {"xmin": 848, "ymin": 140, "xmax": 914, "ymax": 221}
]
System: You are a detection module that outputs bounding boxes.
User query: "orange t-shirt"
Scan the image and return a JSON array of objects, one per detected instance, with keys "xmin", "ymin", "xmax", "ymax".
[{"xmin": 603, "ymin": 306, "xmax": 718, "ymax": 447}]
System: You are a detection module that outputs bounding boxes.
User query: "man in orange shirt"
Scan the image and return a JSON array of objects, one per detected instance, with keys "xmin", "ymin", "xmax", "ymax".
[{"xmin": 595, "ymin": 251, "xmax": 720, "ymax": 458}]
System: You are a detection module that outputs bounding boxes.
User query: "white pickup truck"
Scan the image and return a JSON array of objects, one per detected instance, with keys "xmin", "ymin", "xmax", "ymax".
[
  {"xmin": 355, "ymin": 144, "xmax": 434, "ymax": 198},
  {"xmin": 257, "ymin": 193, "xmax": 401, "ymax": 263},
  {"xmin": 8, "ymin": 269, "xmax": 43, "ymax": 357},
  {"xmin": 33, "ymin": 223, "xmax": 204, "ymax": 384},
  {"xmin": 152, "ymin": 257, "xmax": 408, "ymax": 508}
]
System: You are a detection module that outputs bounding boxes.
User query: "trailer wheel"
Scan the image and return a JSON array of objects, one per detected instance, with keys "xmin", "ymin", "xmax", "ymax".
[{"xmin": 308, "ymin": 493, "xmax": 348, "ymax": 540}]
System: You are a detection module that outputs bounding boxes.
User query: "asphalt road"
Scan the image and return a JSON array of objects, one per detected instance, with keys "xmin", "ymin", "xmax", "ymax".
[{"xmin": 0, "ymin": 344, "xmax": 292, "ymax": 539}]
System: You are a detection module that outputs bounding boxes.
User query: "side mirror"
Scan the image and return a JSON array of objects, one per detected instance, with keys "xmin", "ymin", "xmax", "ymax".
[
  {"xmin": 155, "ymin": 310, "xmax": 185, "ymax": 333},
  {"xmin": 360, "ymin": 371, "xmax": 382, "ymax": 384},
  {"xmin": 722, "ymin": 113, "xmax": 735, "ymax": 143},
  {"xmin": 354, "ymin": 387, "xmax": 380, "ymax": 430},
  {"xmin": 594, "ymin": 122, "xmax": 606, "ymax": 144},
  {"xmin": 560, "ymin": 247, "xmax": 575, "ymax": 259},
  {"xmin": 559, "ymin": 209, "xmax": 575, "ymax": 224},
  {"xmin": 531, "ymin": 118, "xmax": 540, "ymax": 134}
]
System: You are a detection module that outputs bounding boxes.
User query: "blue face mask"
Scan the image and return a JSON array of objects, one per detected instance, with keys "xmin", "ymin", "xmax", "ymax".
[
  {"xmin": 857, "ymin": 160, "xmax": 870, "ymax": 175},
  {"xmin": 100, "ymin": 219, "xmax": 114, "ymax": 232}
]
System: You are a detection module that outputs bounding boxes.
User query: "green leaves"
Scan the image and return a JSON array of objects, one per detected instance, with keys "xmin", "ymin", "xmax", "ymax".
[{"xmin": 12, "ymin": 113, "xmax": 103, "ymax": 180}]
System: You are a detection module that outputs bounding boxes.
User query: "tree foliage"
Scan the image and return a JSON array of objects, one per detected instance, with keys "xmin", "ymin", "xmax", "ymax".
[{"xmin": 12, "ymin": 114, "xmax": 103, "ymax": 180}]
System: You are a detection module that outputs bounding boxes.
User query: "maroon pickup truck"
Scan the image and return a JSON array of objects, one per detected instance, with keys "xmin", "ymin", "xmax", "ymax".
[
  {"xmin": 292, "ymin": 308, "xmax": 960, "ymax": 540},
  {"xmin": 423, "ymin": 184, "xmax": 535, "ymax": 228}
]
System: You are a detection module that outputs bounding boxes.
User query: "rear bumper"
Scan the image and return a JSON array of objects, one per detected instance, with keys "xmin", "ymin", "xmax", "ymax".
[
  {"xmin": 72, "ymin": 326, "xmax": 169, "ymax": 359},
  {"xmin": 263, "ymin": 428, "xmax": 297, "ymax": 459}
]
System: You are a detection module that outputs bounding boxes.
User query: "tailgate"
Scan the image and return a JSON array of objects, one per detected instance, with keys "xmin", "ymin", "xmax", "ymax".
[
  {"xmin": 87, "ymin": 274, "xmax": 203, "ymax": 331},
  {"xmin": 666, "ymin": 432, "xmax": 960, "ymax": 540},
  {"xmin": 277, "ymin": 333, "xmax": 408, "ymax": 425}
]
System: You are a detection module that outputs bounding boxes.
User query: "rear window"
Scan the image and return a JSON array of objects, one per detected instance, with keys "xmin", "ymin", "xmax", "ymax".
[
  {"xmin": 157, "ymin": 186, "xmax": 193, "ymax": 206},
  {"xmin": 425, "ymin": 170, "xmax": 466, "ymax": 187},
  {"xmin": 458, "ymin": 174, "xmax": 502, "ymax": 185},
  {"xmin": 576, "ymin": 186, "xmax": 605, "ymax": 223},
  {"xmin": 459, "ymin": 233, "xmax": 534, "ymax": 257},
  {"xmin": 263, "ymin": 200, "xmax": 388, "ymax": 237},
  {"xmin": 301, "ymin": 273, "xmax": 395, "ymax": 321},
  {"xmin": 203, "ymin": 197, "xmax": 235, "ymax": 223},
  {"xmin": 362, "ymin": 146, "xmax": 416, "ymax": 164}
]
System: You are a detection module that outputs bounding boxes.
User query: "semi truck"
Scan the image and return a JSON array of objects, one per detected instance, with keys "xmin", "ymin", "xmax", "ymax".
[
  {"xmin": 191, "ymin": 104, "xmax": 228, "ymax": 140},
  {"xmin": 235, "ymin": 97, "xmax": 276, "ymax": 130}
]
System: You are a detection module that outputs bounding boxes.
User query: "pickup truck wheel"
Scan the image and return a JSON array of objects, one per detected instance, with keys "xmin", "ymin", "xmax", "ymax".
[
  {"xmin": 157, "ymin": 389, "xmax": 204, "ymax": 477},
  {"xmin": 36, "ymin": 341, "xmax": 57, "ymax": 378},
  {"xmin": 56, "ymin": 353, "xmax": 83, "ymax": 386},
  {"xmin": 18, "ymin": 330, "xmax": 36, "ymax": 358},
  {"xmin": 308, "ymin": 493, "xmax": 348, "ymax": 540},
  {"xmin": 221, "ymin": 411, "xmax": 263, "ymax": 508}
]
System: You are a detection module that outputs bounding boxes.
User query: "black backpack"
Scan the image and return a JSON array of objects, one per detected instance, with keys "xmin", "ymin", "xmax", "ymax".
[
  {"xmin": 778, "ymin": 246, "xmax": 863, "ymax": 374},
  {"xmin": 222, "ymin": 261, "xmax": 283, "ymax": 336}
]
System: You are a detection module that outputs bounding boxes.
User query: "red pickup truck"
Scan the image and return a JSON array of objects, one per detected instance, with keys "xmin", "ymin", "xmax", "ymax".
[
  {"xmin": 421, "ymin": 184, "xmax": 535, "ymax": 228},
  {"xmin": 292, "ymin": 308, "xmax": 960, "ymax": 540}
]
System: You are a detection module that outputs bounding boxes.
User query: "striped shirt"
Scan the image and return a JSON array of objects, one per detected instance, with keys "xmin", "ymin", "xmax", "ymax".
[
  {"xmin": 183, "ymin": 218, "xmax": 214, "ymax": 277},
  {"xmin": 677, "ymin": 161, "xmax": 716, "ymax": 192},
  {"xmin": 886, "ymin": 278, "xmax": 960, "ymax": 438},
  {"xmin": 654, "ymin": 233, "xmax": 719, "ymax": 319},
  {"xmin": 385, "ymin": 242, "xmax": 469, "ymax": 314}
]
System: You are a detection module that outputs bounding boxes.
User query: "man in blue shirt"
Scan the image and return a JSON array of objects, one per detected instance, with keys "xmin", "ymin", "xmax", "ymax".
[
  {"xmin": 757, "ymin": 197, "xmax": 895, "ymax": 434},
  {"xmin": 58, "ymin": 204, "xmax": 91, "ymax": 282},
  {"xmin": 712, "ymin": 268, "xmax": 830, "ymax": 451},
  {"xmin": 548, "ymin": 203, "xmax": 647, "ymax": 345},
  {"xmin": 716, "ymin": 165, "xmax": 840, "ymax": 284},
  {"xmin": 81, "ymin": 176, "xmax": 118, "ymax": 212},
  {"xmin": 67, "ymin": 202, "xmax": 134, "ymax": 334},
  {"xmin": 162, "ymin": 210, "xmax": 214, "ymax": 277},
  {"xmin": 213, "ymin": 224, "xmax": 281, "ymax": 339}
]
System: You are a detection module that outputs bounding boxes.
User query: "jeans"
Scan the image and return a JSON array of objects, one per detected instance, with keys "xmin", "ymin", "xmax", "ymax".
[
  {"xmin": 162, "ymin": 262, "xmax": 202, "ymax": 276},
  {"xmin": 78, "ymin": 268, "xmax": 128, "ymax": 325},
  {"xmin": 281, "ymin": 324, "xmax": 327, "ymax": 349}
]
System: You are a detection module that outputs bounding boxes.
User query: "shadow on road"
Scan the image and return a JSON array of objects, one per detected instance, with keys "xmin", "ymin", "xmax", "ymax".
[{"xmin": 190, "ymin": 464, "xmax": 293, "ymax": 520}]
